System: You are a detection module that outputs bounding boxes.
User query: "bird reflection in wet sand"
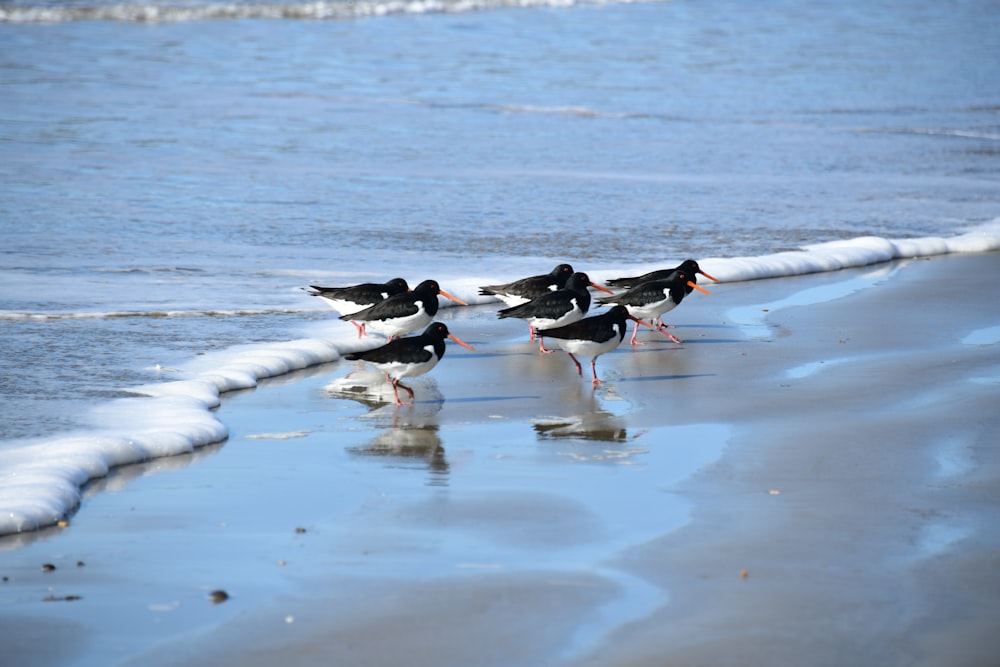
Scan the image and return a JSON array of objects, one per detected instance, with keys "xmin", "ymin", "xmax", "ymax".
[
  {"xmin": 342, "ymin": 322, "xmax": 474, "ymax": 406},
  {"xmin": 532, "ymin": 412, "xmax": 629, "ymax": 443},
  {"xmin": 533, "ymin": 410, "xmax": 652, "ymax": 465},
  {"xmin": 530, "ymin": 388, "xmax": 652, "ymax": 470},
  {"xmin": 346, "ymin": 425, "xmax": 450, "ymax": 484},
  {"xmin": 326, "ymin": 377, "xmax": 447, "ymax": 414}
]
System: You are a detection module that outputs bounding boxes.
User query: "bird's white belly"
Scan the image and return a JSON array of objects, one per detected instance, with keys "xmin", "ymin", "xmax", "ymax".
[
  {"xmin": 626, "ymin": 296, "xmax": 676, "ymax": 320},
  {"xmin": 527, "ymin": 301, "xmax": 582, "ymax": 330},
  {"xmin": 374, "ymin": 355, "xmax": 439, "ymax": 381},
  {"xmin": 366, "ymin": 308, "xmax": 432, "ymax": 338},
  {"xmin": 495, "ymin": 293, "xmax": 530, "ymax": 307},
  {"xmin": 554, "ymin": 334, "xmax": 620, "ymax": 359},
  {"xmin": 321, "ymin": 298, "xmax": 370, "ymax": 316}
]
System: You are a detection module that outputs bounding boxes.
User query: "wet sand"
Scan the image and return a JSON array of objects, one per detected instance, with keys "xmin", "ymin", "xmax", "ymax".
[{"xmin": 2, "ymin": 251, "xmax": 998, "ymax": 667}]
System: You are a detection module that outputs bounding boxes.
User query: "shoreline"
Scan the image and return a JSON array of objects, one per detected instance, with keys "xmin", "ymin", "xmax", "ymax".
[
  {"xmin": 2, "ymin": 251, "xmax": 998, "ymax": 667},
  {"xmin": 5, "ymin": 222, "xmax": 1000, "ymax": 536}
]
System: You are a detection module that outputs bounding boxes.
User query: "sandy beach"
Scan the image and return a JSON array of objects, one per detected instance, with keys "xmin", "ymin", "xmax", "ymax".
[{"xmin": 2, "ymin": 250, "xmax": 999, "ymax": 667}]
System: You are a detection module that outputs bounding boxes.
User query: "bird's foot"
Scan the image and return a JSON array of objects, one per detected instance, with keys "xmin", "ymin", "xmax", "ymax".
[
  {"xmin": 392, "ymin": 378, "xmax": 415, "ymax": 401},
  {"xmin": 568, "ymin": 353, "xmax": 583, "ymax": 376}
]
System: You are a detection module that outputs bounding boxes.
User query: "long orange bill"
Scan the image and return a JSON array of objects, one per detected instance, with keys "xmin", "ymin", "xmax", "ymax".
[
  {"xmin": 698, "ymin": 269, "xmax": 720, "ymax": 283},
  {"xmin": 448, "ymin": 333, "xmax": 476, "ymax": 351},
  {"xmin": 688, "ymin": 281, "xmax": 711, "ymax": 295},
  {"xmin": 590, "ymin": 281, "xmax": 614, "ymax": 295},
  {"xmin": 439, "ymin": 289, "xmax": 469, "ymax": 306}
]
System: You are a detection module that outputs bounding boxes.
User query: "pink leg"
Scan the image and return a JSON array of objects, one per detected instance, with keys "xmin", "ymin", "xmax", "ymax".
[
  {"xmin": 591, "ymin": 358, "xmax": 605, "ymax": 385},
  {"xmin": 351, "ymin": 321, "xmax": 367, "ymax": 338},
  {"xmin": 660, "ymin": 328, "xmax": 683, "ymax": 343},
  {"xmin": 656, "ymin": 318, "xmax": 679, "ymax": 332},
  {"xmin": 655, "ymin": 318, "xmax": 682, "ymax": 343},
  {"xmin": 538, "ymin": 336, "xmax": 554, "ymax": 354},
  {"xmin": 567, "ymin": 353, "xmax": 583, "ymax": 376},
  {"xmin": 629, "ymin": 319, "xmax": 645, "ymax": 346},
  {"xmin": 389, "ymin": 375, "xmax": 414, "ymax": 406}
]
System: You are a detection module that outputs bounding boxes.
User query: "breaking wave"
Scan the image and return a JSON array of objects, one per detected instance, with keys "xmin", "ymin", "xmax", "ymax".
[{"xmin": 0, "ymin": 0, "xmax": 650, "ymax": 24}]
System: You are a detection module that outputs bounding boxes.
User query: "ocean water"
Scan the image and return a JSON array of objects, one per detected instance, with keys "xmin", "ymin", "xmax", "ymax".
[{"xmin": 1, "ymin": 0, "xmax": 999, "ymax": 534}]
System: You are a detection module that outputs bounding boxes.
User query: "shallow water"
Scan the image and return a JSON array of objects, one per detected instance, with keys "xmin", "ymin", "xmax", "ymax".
[
  {"xmin": 1, "ymin": 0, "xmax": 999, "ymax": 529},
  {"xmin": 1, "ymin": 251, "xmax": 998, "ymax": 667}
]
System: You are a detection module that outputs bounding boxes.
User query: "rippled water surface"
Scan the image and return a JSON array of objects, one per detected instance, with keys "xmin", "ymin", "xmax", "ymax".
[{"xmin": 2, "ymin": 0, "xmax": 999, "ymax": 440}]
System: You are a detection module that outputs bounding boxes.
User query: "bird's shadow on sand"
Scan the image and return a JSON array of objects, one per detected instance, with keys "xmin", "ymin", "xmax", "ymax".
[{"xmin": 615, "ymin": 373, "xmax": 715, "ymax": 383}]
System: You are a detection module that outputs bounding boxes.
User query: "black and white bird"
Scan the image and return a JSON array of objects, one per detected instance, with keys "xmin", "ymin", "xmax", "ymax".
[
  {"xmin": 607, "ymin": 259, "xmax": 719, "ymax": 291},
  {"xmin": 537, "ymin": 305, "xmax": 648, "ymax": 385},
  {"xmin": 497, "ymin": 272, "xmax": 612, "ymax": 352},
  {"xmin": 345, "ymin": 279, "xmax": 467, "ymax": 340},
  {"xmin": 344, "ymin": 322, "xmax": 475, "ymax": 406},
  {"xmin": 479, "ymin": 263, "xmax": 574, "ymax": 307},
  {"xmin": 598, "ymin": 271, "xmax": 711, "ymax": 344},
  {"xmin": 306, "ymin": 277, "xmax": 410, "ymax": 337}
]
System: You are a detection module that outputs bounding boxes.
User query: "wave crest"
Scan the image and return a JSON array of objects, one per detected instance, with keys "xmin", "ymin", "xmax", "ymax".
[{"xmin": 1, "ymin": 0, "xmax": 634, "ymax": 24}]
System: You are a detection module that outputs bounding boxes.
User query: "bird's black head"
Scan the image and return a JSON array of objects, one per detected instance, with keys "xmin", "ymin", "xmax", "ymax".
[
  {"xmin": 413, "ymin": 279, "xmax": 441, "ymax": 293},
  {"xmin": 388, "ymin": 277, "xmax": 410, "ymax": 293},
  {"xmin": 607, "ymin": 304, "xmax": 631, "ymax": 320},
  {"xmin": 679, "ymin": 258, "xmax": 719, "ymax": 284},
  {"xmin": 552, "ymin": 263, "xmax": 574, "ymax": 278},
  {"xmin": 678, "ymin": 259, "xmax": 700, "ymax": 273},
  {"xmin": 566, "ymin": 272, "xmax": 591, "ymax": 289},
  {"xmin": 423, "ymin": 321, "xmax": 450, "ymax": 338}
]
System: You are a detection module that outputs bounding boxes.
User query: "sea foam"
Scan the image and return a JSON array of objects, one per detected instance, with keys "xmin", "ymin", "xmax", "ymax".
[
  {"xmin": 1, "ymin": 221, "xmax": 998, "ymax": 536},
  {"xmin": 694, "ymin": 219, "xmax": 1000, "ymax": 285}
]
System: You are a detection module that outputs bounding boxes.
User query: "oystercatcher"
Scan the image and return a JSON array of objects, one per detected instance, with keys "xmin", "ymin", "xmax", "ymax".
[
  {"xmin": 479, "ymin": 263, "xmax": 574, "ymax": 307},
  {"xmin": 497, "ymin": 272, "xmax": 613, "ymax": 352},
  {"xmin": 598, "ymin": 271, "xmax": 711, "ymax": 344},
  {"xmin": 345, "ymin": 279, "xmax": 467, "ymax": 340},
  {"xmin": 306, "ymin": 277, "xmax": 410, "ymax": 337},
  {"xmin": 537, "ymin": 305, "xmax": 649, "ymax": 385},
  {"xmin": 607, "ymin": 259, "xmax": 719, "ymax": 291},
  {"xmin": 344, "ymin": 322, "xmax": 475, "ymax": 406}
]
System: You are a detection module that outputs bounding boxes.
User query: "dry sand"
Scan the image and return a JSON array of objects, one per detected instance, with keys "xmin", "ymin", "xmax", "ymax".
[{"xmin": 2, "ymin": 251, "xmax": 998, "ymax": 667}]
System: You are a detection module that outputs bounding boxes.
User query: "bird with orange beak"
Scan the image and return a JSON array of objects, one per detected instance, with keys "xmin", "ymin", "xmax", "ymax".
[
  {"xmin": 606, "ymin": 258, "xmax": 719, "ymax": 291},
  {"xmin": 344, "ymin": 322, "xmax": 475, "ymax": 406},
  {"xmin": 343, "ymin": 279, "xmax": 467, "ymax": 340},
  {"xmin": 497, "ymin": 272, "xmax": 613, "ymax": 352},
  {"xmin": 538, "ymin": 305, "xmax": 654, "ymax": 385},
  {"xmin": 598, "ymin": 271, "xmax": 711, "ymax": 344}
]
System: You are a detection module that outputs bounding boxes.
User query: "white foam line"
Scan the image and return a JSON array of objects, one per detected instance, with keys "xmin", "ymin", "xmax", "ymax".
[
  {"xmin": 2, "ymin": 222, "xmax": 998, "ymax": 535},
  {"xmin": 0, "ymin": 333, "xmax": 368, "ymax": 535},
  {"xmin": 0, "ymin": 0, "xmax": 643, "ymax": 24},
  {"xmin": 0, "ymin": 308, "xmax": 323, "ymax": 321},
  {"xmin": 452, "ymin": 219, "xmax": 1000, "ymax": 306}
]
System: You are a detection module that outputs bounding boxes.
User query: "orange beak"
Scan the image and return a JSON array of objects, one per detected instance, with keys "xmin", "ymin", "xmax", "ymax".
[
  {"xmin": 688, "ymin": 281, "xmax": 711, "ymax": 295},
  {"xmin": 439, "ymin": 289, "xmax": 468, "ymax": 306},
  {"xmin": 448, "ymin": 333, "xmax": 475, "ymax": 351},
  {"xmin": 698, "ymin": 269, "xmax": 720, "ymax": 283},
  {"xmin": 589, "ymin": 281, "xmax": 614, "ymax": 295}
]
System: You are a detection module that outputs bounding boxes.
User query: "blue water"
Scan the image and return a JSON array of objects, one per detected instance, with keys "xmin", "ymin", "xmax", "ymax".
[{"xmin": 1, "ymin": 0, "xmax": 998, "ymax": 517}]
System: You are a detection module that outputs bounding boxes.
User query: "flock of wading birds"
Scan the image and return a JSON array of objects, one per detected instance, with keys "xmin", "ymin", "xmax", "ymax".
[{"xmin": 305, "ymin": 259, "xmax": 717, "ymax": 406}]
